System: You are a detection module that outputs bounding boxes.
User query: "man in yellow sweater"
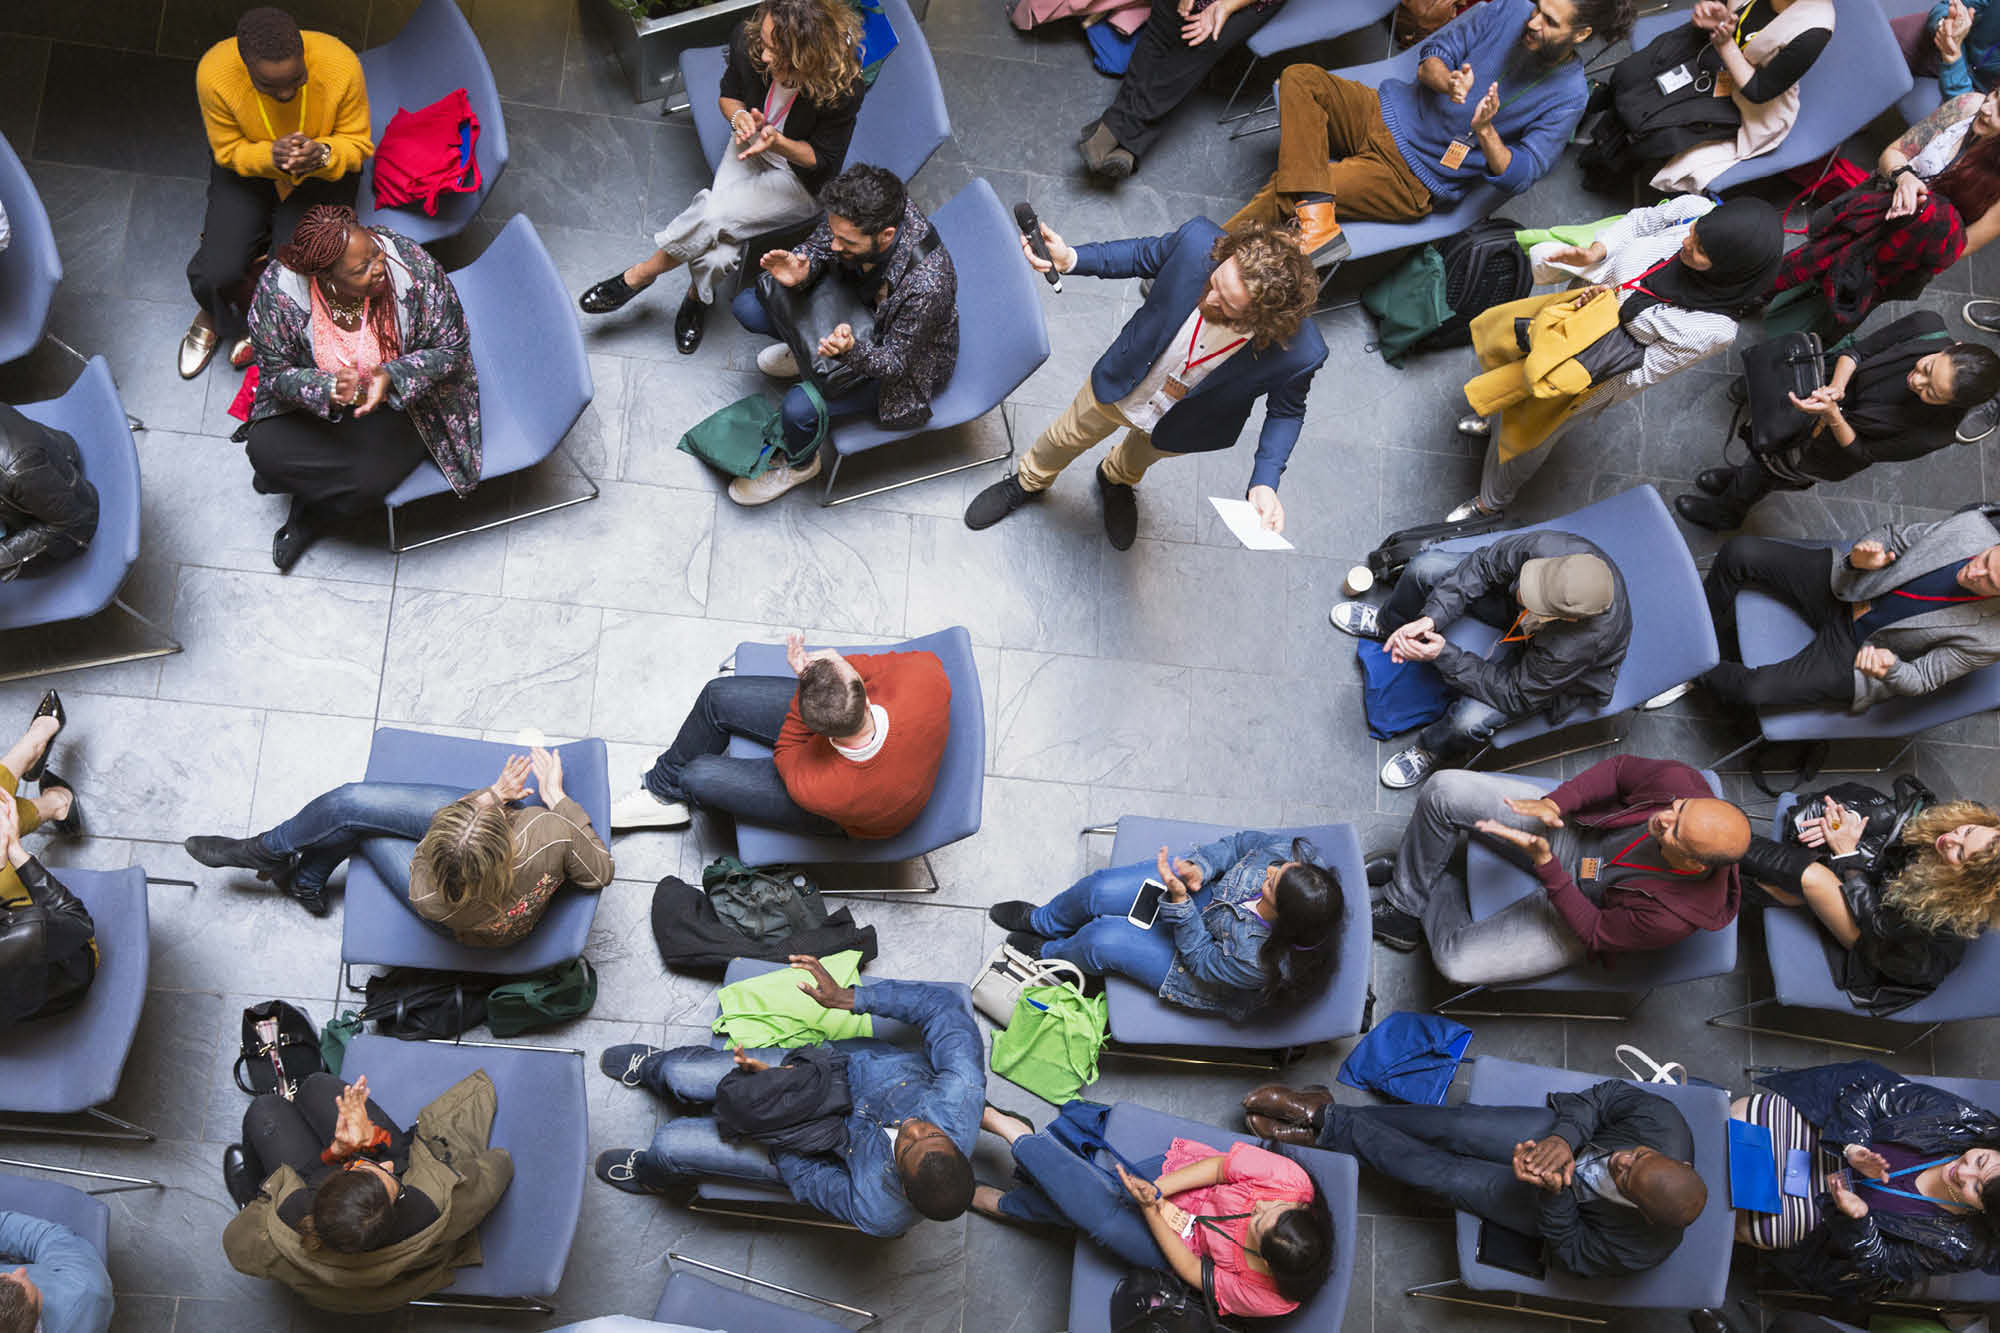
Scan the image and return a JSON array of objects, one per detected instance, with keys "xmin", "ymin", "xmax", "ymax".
[{"xmin": 181, "ymin": 7, "xmax": 373, "ymax": 379}]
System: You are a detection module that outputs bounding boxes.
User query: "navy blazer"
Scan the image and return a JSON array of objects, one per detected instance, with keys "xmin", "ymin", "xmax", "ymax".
[{"xmin": 1070, "ymin": 219, "xmax": 1327, "ymax": 492}]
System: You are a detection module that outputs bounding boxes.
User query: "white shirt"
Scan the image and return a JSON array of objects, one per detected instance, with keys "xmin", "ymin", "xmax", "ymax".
[
  {"xmin": 832, "ymin": 704, "xmax": 891, "ymax": 763},
  {"xmin": 1115, "ymin": 306, "xmax": 1248, "ymax": 433},
  {"xmin": 1912, "ymin": 112, "xmax": 1976, "ymax": 181},
  {"xmin": 763, "ymin": 81, "xmax": 798, "ymax": 133},
  {"xmin": 1573, "ymin": 1149, "xmax": 1636, "ymax": 1208}
]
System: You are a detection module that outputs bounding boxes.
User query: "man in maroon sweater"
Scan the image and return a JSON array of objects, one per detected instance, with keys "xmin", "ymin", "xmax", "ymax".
[{"xmin": 1372, "ymin": 756, "xmax": 1751, "ymax": 985}]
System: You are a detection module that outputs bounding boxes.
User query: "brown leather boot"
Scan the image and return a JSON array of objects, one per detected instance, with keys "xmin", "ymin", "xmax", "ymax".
[
  {"xmin": 1245, "ymin": 1113, "xmax": 1318, "ymax": 1146},
  {"xmin": 1290, "ymin": 200, "xmax": 1350, "ymax": 266},
  {"xmin": 1241, "ymin": 1083, "xmax": 1333, "ymax": 1125}
]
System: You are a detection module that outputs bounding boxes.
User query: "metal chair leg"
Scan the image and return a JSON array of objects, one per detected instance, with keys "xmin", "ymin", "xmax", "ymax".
[
  {"xmin": 386, "ymin": 446, "xmax": 600, "ymax": 553},
  {"xmin": 819, "ymin": 406, "xmax": 1018, "ymax": 507},
  {"xmin": 0, "ymin": 1106, "xmax": 158, "ymax": 1143},
  {"xmin": 1405, "ymin": 1279, "xmax": 1601, "ymax": 1324},
  {"xmin": 668, "ymin": 1251, "xmax": 879, "ymax": 1326},
  {"xmin": 0, "ymin": 1157, "xmax": 164, "ymax": 1194},
  {"xmin": 1099, "ymin": 1043, "xmax": 1286, "ymax": 1073},
  {"xmin": 1706, "ymin": 996, "xmax": 1937, "ymax": 1055},
  {"xmin": 1216, "ymin": 60, "xmax": 1265, "ymax": 124},
  {"xmin": 0, "ymin": 597, "xmax": 184, "ymax": 685}
]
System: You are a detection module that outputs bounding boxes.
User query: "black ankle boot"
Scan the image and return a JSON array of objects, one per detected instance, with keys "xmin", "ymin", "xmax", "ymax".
[
  {"xmin": 223, "ymin": 1143, "xmax": 263, "ymax": 1207},
  {"xmin": 184, "ymin": 834, "xmax": 296, "ymax": 886}
]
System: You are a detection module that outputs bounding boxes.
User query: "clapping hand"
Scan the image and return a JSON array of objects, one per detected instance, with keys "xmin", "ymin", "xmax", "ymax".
[
  {"xmin": 738, "ymin": 118, "xmax": 782, "ymax": 161},
  {"xmin": 817, "ymin": 322, "xmax": 856, "ymax": 359},
  {"xmin": 1799, "ymin": 795, "xmax": 1867, "ymax": 856},
  {"xmin": 330, "ymin": 1077, "xmax": 380, "ymax": 1158},
  {"xmin": 1543, "ymin": 241, "xmax": 1608, "ymax": 271},
  {"xmin": 487, "ymin": 753, "xmax": 532, "ymax": 805},
  {"xmin": 1156, "ymin": 846, "xmax": 1203, "ymax": 902},
  {"xmin": 528, "ymin": 746, "xmax": 565, "ymax": 808},
  {"xmin": 1828, "ymin": 1172, "xmax": 1871, "ymax": 1219},
  {"xmin": 1848, "ymin": 539, "xmax": 1897, "ymax": 571},
  {"xmin": 731, "ymin": 107, "xmax": 766, "ymax": 146},
  {"xmin": 354, "ymin": 368, "xmax": 391, "ymax": 416},
  {"xmin": 761, "ymin": 248, "xmax": 811, "ymax": 288},
  {"xmin": 1843, "ymin": 1143, "xmax": 1892, "ymax": 1182},
  {"xmin": 1475, "ymin": 818, "xmax": 1555, "ymax": 867},
  {"xmin": 1854, "ymin": 644, "xmax": 1901, "ymax": 681},
  {"xmin": 1504, "ymin": 797, "xmax": 1565, "ymax": 829},
  {"xmin": 332, "ymin": 362, "xmax": 362, "ymax": 407},
  {"xmin": 1469, "ymin": 82, "xmax": 1500, "ymax": 131},
  {"xmin": 1690, "ymin": 0, "xmax": 1733, "ymax": 34},
  {"xmin": 1444, "ymin": 61, "xmax": 1476, "ymax": 103},
  {"xmin": 1181, "ymin": 0, "xmax": 1230, "ymax": 44},
  {"xmin": 790, "ymin": 954, "xmax": 857, "ymax": 1011}
]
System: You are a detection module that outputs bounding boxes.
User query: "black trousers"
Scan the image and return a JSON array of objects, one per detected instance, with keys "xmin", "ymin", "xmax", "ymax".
[
  {"xmin": 241, "ymin": 1072, "xmax": 396, "ymax": 1189},
  {"xmin": 1701, "ymin": 535, "xmax": 1856, "ymax": 711},
  {"xmin": 1099, "ymin": 0, "xmax": 1273, "ymax": 159},
  {"xmin": 245, "ymin": 407, "xmax": 430, "ymax": 518},
  {"xmin": 187, "ymin": 164, "xmax": 358, "ymax": 339}
]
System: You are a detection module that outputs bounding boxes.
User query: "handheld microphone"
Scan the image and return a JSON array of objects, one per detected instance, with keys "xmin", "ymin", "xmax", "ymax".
[{"xmin": 1014, "ymin": 202, "xmax": 1063, "ymax": 293}]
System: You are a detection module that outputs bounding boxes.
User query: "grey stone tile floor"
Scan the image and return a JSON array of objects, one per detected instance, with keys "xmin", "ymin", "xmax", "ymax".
[{"xmin": 0, "ymin": 0, "xmax": 1996, "ymax": 1328}]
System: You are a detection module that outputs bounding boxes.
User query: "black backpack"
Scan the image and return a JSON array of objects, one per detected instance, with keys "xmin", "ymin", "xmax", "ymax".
[
  {"xmin": 361, "ymin": 967, "xmax": 498, "ymax": 1040},
  {"xmin": 1426, "ymin": 216, "xmax": 1532, "ymax": 352},
  {"xmin": 1366, "ymin": 510, "xmax": 1512, "ymax": 583},
  {"xmin": 233, "ymin": 1000, "xmax": 325, "ymax": 1099},
  {"xmin": 1110, "ymin": 1265, "xmax": 1227, "ymax": 1332}
]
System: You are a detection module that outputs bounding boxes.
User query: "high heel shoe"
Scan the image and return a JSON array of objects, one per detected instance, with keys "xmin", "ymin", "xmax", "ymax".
[
  {"xmin": 38, "ymin": 771, "xmax": 81, "ymax": 838},
  {"xmin": 19, "ymin": 690, "xmax": 63, "ymax": 784}
]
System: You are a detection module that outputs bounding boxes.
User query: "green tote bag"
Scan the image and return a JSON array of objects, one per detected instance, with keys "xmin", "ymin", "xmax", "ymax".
[{"xmin": 990, "ymin": 983, "xmax": 1108, "ymax": 1105}]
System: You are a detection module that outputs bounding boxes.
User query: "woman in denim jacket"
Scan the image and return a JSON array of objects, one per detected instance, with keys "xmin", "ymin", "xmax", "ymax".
[{"xmin": 989, "ymin": 831, "xmax": 1342, "ymax": 1019}]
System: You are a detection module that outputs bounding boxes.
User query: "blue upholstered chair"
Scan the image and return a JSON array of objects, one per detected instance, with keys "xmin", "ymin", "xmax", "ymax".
[
  {"xmin": 1065, "ymin": 1102, "xmax": 1360, "ymax": 1333},
  {"xmin": 383, "ymin": 215, "xmax": 596, "ymax": 552},
  {"xmin": 1628, "ymin": 0, "xmax": 1913, "ymax": 191},
  {"xmin": 0, "ymin": 866, "xmax": 163, "ymax": 1193},
  {"xmin": 1081, "ymin": 816, "xmax": 1372, "ymax": 1066},
  {"xmin": 355, "ymin": 0, "xmax": 508, "ymax": 244},
  {"xmin": 1428, "ymin": 485, "xmax": 1718, "ymax": 759},
  {"xmin": 688, "ymin": 958, "xmax": 974, "ymax": 1228},
  {"xmin": 1706, "ymin": 795, "xmax": 2000, "ymax": 1054},
  {"xmin": 652, "ymin": 1258, "xmax": 871, "ymax": 1331},
  {"xmin": 0, "ymin": 357, "xmax": 180, "ymax": 684},
  {"xmin": 1216, "ymin": 0, "xmax": 1402, "ymax": 123},
  {"xmin": 723, "ymin": 626, "xmax": 983, "ymax": 888},
  {"xmin": 1443, "ymin": 770, "xmax": 1739, "ymax": 1019},
  {"xmin": 0, "ymin": 1171, "xmax": 110, "ymax": 1256},
  {"xmin": 681, "ymin": 0, "xmax": 949, "ymax": 184},
  {"xmin": 340, "ymin": 1034, "xmax": 587, "ymax": 1314},
  {"xmin": 0, "ymin": 132, "xmax": 60, "ymax": 365},
  {"xmin": 1714, "ymin": 537, "xmax": 2000, "ymax": 771},
  {"xmin": 1404, "ymin": 1056, "xmax": 1734, "ymax": 1317},
  {"xmin": 339, "ymin": 728, "xmax": 612, "ymax": 986}
]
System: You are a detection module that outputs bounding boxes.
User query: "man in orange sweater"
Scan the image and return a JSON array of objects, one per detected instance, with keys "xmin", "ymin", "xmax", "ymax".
[
  {"xmin": 181, "ymin": 7, "xmax": 373, "ymax": 379},
  {"xmin": 612, "ymin": 633, "xmax": 952, "ymax": 839}
]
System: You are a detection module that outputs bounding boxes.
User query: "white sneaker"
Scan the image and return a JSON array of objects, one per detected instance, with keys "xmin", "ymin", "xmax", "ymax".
[
  {"xmin": 1380, "ymin": 745, "xmax": 1437, "ymax": 790},
  {"xmin": 756, "ymin": 343, "xmax": 801, "ymax": 379},
  {"xmin": 1641, "ymin": 681, "xmax": 1694, "ymax": 711},
  {"xmin": 728, "ymin": 450, "xmax": 823, "ymax": 506},
  {"xmin": 609, "ymin": 787, "xmax": 691, "ymax": 831},
  {"xmin": 1445, "ymin": 497, "xmax": 1499, "ymax": 524},
  {"xmin": 1329, "ymin": 601, "xmax": 1385, "ymax": 639}
]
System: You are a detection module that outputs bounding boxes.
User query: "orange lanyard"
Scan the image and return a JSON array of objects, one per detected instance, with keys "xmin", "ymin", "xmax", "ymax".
[
  {"xmin": 1606, "ymin": 831, "xmax": 1704, "ymax": 877},
  {"xmin": 1498, "ymin": 609, "xmax": 1536, "ymax": 644},
  {"xmin": 1184, "ymin": 314, "xmax": 1246, "ymax": 375}
]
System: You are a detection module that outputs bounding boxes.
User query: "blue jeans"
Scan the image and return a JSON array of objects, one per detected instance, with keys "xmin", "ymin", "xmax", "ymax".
[
  {"xmin": 635, "ymin": 1045, "xmax": 785, "ymax": 1186},
  {"xmin": 643, "ymin": 675, "xmax": 843, "ymax": 836},
  {"xmin": 731, "ymin": 286, "xmax": 883, "ymax": 453},
  {"xmin": 997, "ymin": 1132, "xmax": 1170, "ymax": 1271},
  {"xmin": 258, "ymin": 780, "xmax": 463, "ymax": 897},
  {"xmin": 1380, "ymin": 548, "xmax": 1525, "ymax": 762},
  {"xmin": 1318, "ymin": 1101, "xmax": 1557, "ymax": 1238},
  {"xmin": 1027, "ymin": 862, "xmax": 1176, "ymax": 992}
]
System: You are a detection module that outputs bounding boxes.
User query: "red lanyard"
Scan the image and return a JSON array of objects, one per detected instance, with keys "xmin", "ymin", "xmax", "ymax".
[
  {"xmin": 1606, "ymin": 831, "xmax": 1703, "ymax": 877},
  {"xmin": 1891, "ymin": 589, "xmax": 1983, "ymax": 604},
  {"xmin": 1184, "ymin": 314, "xmax": 1246, "ymax": 375},
  {"xmin": 1619, "ymin": 257, "xmax": 1673, "ymax": 302},
  {"xmin": 764, "ymin": 85, "xmax": 796, "ymax": 126}
]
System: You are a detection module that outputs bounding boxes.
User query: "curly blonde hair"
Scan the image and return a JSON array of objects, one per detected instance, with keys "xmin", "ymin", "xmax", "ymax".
[
  {"xmin": 1207, "ymin": 225, "xmax": 1318, "ymax": 350},
  {"xmin": 1884, "ymin": 801, "xmax": 2000, "ymax": 937},
  {"xmin": 413, "ymin": 798, "xmax": 514, "ymax": 909},
  {"xmin": 743, "ymin": 0, "xmax": 863, "ymax": 112}
]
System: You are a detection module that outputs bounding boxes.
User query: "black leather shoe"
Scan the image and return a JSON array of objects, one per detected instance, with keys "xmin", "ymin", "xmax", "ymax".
[
  {"xmin": 1005, "ymin": 930, "xmax": 1048, "ymax": 957},
  {"xmin": 1688, "ymin": 1308, "xmax": 1750, "ymax": 1333},
  {"xmin": 20, "ymin": 689, "xmax": 63, "ymax": 784},
  {"xmin": 988, "ymin": 900, "xmax": 1037, "ymax": 933},
  {"xmin": 580, "ymin": 272, "xmax": 647, "ymax": 315},
  {"xmin": 1725, "ymin": 376, "xmax": 1747, "ymax": 406},
  {"xmin": 224, "ymin": 1144, "xmax": 262, "ymax": 1208},
  {"xmin": 1674, "ymin": 492, "xmax": 1738, "ymax": 532},
  {"xmin": 38, "ymin": 771, "xmax": 80, "ymax": 838},
  {"xmin": 1364, "ymin": 850, "xmax": 1396, "ymax": 888},
  {"xmin": 674, "ymin": 290, "xmax": 707, "ymax": 354},
  {"xmin": 964, "ymin": 473, "xmax": 1044, "ymax": 530},
  {"xmin": 271, "ymin": 497, "xmax": 316, "ymax": 573},
  {"xmin": 184, "ymin": 834, "xmax": 295, "ymax": 886},
  {"xmin": 1095, "ymin": 464, "xmax": 1138, "ymax": 550},
  {"xmin": 1696, "ymin": 468, "xmax": 1734, "ymax": 496}
]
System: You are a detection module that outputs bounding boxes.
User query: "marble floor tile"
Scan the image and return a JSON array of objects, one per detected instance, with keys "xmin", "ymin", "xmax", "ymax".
[
  {"xmin": 33, "ymin": 45, "xmax": 207, "ymax": 178},
  {"xmin": 157, "ymin": 566, "xmax": 393, "ymax": 716},
  {"xmin": 380, "ymin": 588, "xmax": 603, "ymax": 734},
  {"xmin": 905, "ymin": 510, "xmax": 1103, "ymax": 655},
  {"xmin": 993, "ymin": 649, "xmax": 1191, "ymax": 789},
  {"xmin": 704, "ymin": 499, "xmax": 912, "ymax": 638},
  {"xmin": 503, "ymin": 477, "xmax": 714, "ymax": 616}
]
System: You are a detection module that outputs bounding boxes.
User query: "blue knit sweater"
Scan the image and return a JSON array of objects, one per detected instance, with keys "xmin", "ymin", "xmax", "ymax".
[{"xmin": 1375, "ymin": 0, "xmax": 1588, "ymax": 202}]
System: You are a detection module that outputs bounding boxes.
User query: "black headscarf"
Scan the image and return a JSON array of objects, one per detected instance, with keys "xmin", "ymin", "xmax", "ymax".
[{"xmin": 1620, "ymin": 197, "xmax": 1784, "ymax": 325}]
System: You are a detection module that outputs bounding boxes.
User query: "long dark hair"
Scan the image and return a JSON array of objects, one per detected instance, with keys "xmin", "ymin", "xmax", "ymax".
[
  {"xmin": 1257, "ymin": 839, "xmax": 1342, "ymax": 1011},
  {"xmin": 1935, "ymin": 119, "xmax": 2000, "ymax": 224},
  {"xmin": 1255, "ymin": 1153, "xmax": 1335, "ymax": 1305},
  {"xmin": 297, "ymin": 1168, "xmax": 395, "ymax": 1254}
]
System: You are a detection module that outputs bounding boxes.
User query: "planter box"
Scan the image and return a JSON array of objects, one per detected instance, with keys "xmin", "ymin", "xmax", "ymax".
[{"xmin": 588, "ymin": 0, "xmax": 766, "ymax": 107}]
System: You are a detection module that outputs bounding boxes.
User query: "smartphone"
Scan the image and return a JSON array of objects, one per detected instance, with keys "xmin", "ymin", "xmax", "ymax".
[{"xmin": 1128, "ymin": 879, "xmax": 1168, "ymax": 929}]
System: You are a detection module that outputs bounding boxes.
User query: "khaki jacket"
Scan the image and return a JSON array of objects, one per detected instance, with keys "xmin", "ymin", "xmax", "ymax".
[{"xmin": 222, "ymin": 1070, "xmax": 515, "ymax": 1313}]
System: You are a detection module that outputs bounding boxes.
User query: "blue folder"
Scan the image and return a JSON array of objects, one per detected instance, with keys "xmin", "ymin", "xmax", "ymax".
[{"xmin": 1728, "ymin": 1118, "xmax": 1782, "ymax": 1214}]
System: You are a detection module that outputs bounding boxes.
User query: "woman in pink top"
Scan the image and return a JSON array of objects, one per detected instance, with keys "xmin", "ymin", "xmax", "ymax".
[{"xmin": 970, "ymin": 1105, "xmax": 1332, "ymax": 1319}]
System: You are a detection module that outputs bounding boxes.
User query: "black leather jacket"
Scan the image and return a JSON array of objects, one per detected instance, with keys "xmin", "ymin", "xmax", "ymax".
[
  {"xmin": 0, "ymin": 857, "xmax": 98, "ymax": 1028},
  {"xmin": 0, "ymin": 400, "xmax": 97, "ymax": 581},
  {"xmin": 1758, "ymin": 1061, "xmax": 2000, "ymax": 1299}
]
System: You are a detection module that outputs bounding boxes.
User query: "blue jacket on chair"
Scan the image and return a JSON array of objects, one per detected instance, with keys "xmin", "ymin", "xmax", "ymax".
[{"xmin": 1069, "ymin": 219, "xmax": 1327, "ymax": 493}]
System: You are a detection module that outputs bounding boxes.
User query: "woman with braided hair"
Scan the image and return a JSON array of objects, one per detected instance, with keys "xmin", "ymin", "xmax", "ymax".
[
  {"xmin": 182, "ymin": 745, "xmax": 612, "ymax": 941},
  {"xmin": 242, "ymin": 204, "xmax": 480, "ymax": 570}
]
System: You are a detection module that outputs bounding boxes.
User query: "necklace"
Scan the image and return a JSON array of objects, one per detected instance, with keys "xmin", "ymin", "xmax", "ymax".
[{"xmin": 317, "ymin": 279, "xmax": 365, "ymax": 324}]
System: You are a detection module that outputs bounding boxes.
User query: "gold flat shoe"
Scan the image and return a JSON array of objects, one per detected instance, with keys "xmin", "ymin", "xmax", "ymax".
[{"xmin": 178, "ymin": 319, "xmax": 218, "ymax": 379}]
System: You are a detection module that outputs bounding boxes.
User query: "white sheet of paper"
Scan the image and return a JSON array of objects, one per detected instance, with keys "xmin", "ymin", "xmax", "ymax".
[{"xmin": 1208, "ymin": 496, "xmax": 1294, "ymax": 551}]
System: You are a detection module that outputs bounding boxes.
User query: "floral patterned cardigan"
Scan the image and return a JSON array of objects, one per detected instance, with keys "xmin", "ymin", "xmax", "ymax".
[{"xmin": 245, "ymin": 228, "xmax": 482, "ymax": 497}]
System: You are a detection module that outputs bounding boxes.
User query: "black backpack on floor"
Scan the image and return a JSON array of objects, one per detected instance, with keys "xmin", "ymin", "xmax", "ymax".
[{"xmin": 1427, "ymin": 216, "xmax": 1532, "ymax": 352}]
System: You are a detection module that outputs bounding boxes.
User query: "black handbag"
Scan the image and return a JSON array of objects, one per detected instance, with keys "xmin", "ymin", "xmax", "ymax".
[
  {"xmin": 1366, "ymin": 510, "xmax": 1510, "ymax": 581},
  {"xmin": 1109, "ymin": 1259, "xmax": 1228, "ymax": 1332},
  {"xmin": 233, "ymin": 1000, "xmax": 324, "ymax": 1099},
  {"xmin": 1739, "ymin": 331, "xmax": 1825, "ymax": 455}
]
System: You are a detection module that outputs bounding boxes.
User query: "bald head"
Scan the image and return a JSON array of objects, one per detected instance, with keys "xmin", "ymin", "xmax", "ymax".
[
  {"xmin": 1620, "ymin": 1147, "xmax": 1707, "ymax": 1228},
  {"xmin": 1649, "ymin": 796, "xmax": 1752, "ymax": 870}
]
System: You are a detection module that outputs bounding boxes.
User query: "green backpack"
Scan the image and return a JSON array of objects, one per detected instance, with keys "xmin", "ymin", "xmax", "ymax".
[
  {"xmin": 678, "ymin": 382, "xmax": 827, "ymax": 479},
  {"xmin": 1360, "ymin": 245, "xmax": 1453, "ymax": 368},
  {"xmin": 486, "ymin": 958, "xmax": 598, "ymax": 1038}
]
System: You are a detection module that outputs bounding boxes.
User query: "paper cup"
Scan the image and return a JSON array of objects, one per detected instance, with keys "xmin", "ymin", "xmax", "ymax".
[{"xmin": 1343, "ymin": 565, "xmax": 1374, "ymax": 597}]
